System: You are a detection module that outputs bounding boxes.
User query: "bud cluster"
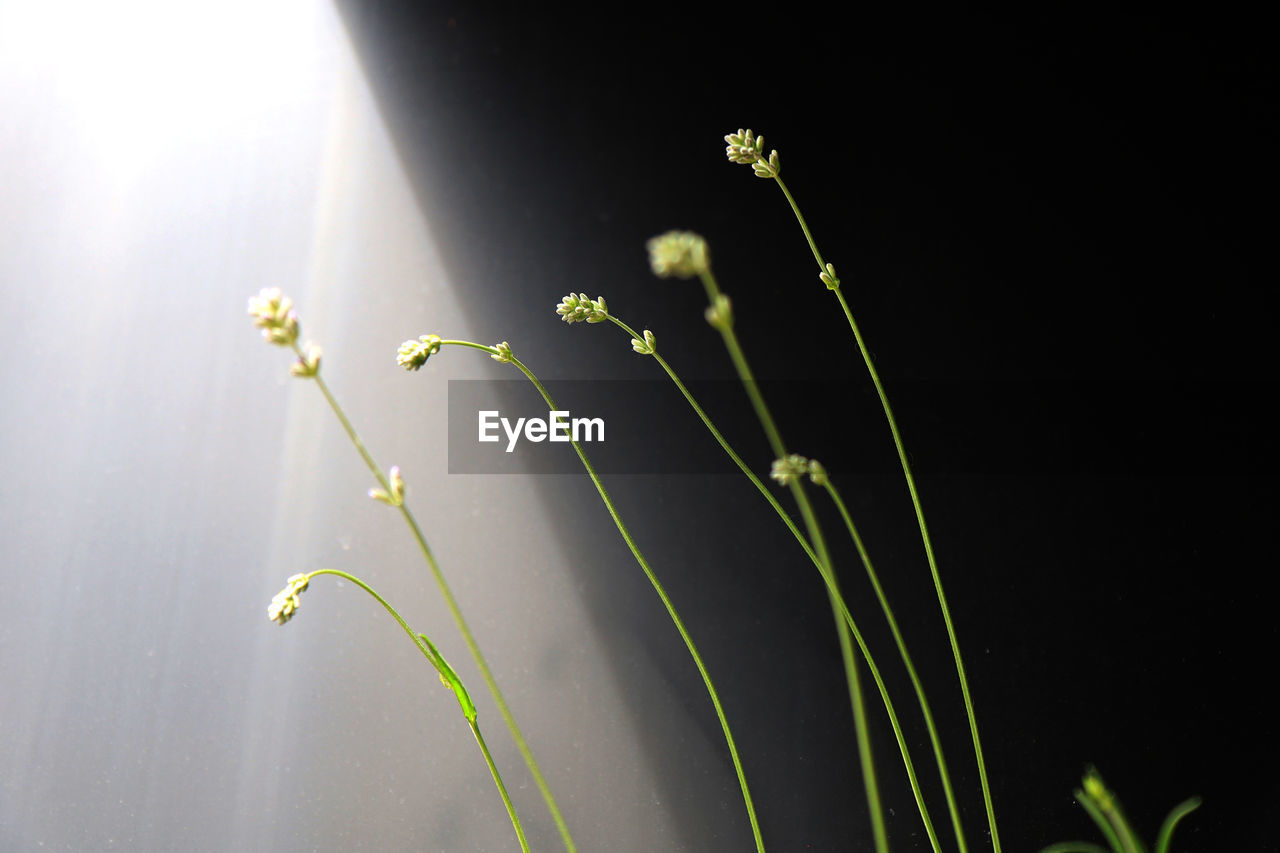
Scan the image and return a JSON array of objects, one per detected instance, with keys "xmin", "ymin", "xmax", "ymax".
[
  {"xmin": 290, "ymin": 344, "xmax": 322, "ymax": 378},
  {"xmin": 819, "ymin": 263, "xmax": 840, "ymax": 291},
  {"xmin": 630, "ymin": 329, "xmax": 657, "ymax": 355},
  {"xmin": 490, "ymin": 341, "xmax": 514, "ymax": 363},
  {"xmin": 397, "ymin": 334, "xmax": 443, "ymax": 371},
  {"xmin": 555, "ymin": 293, "xmax": 609, "ymax": 324},
  {"xmin": 704, "ymin": 294, "xmax": 733, "ymax": 330},
  {"xmin": 724, "ymin": 128, "xmax": 780, "ymax": 178},
  {"xmin": 268, "ymin": 573, "xmax": 311, "ymax": 625},
  {"xmin": 248, "ymin": 288, "xmax": 300, "ymax": 346},
  {"xmin": 770, "ymin": 454, "xmax": 827, "ymax": 486},
  {"xmin": 646, "ymin": 231, "xmax": 709, "ymax": 279},
  {"xmin": 368, "ymin": 465, "xmax": 406, "ymax": 506}
]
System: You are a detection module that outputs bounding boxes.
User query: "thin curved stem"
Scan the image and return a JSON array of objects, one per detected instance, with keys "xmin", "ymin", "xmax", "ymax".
[
  {"xmin": 694, "ymin": 271, "xmax": 888, "ymax": 853},
  {"xmin": 774, "ymin": 176, "xmax": 827, "ymax": 272},
  {"xmin": 305, "ymin": 567, "xmax": 418, "ymax": 641},
  {"xmin": 1076, "ymin": 772, "xmax": 1145, "ymax": 853},
  {"xmin": 392, "ymin": 504, "xmax": 570, "ymax": 848},
  {"xmin": 440, "ymin": 340, "xmax": 762, "ymax": 850},
  {"xmin": 299, "ymin": 350, "xmax": 575, "ymax": 852},
  {"xmin": 772, "ymin": 170, "xmax": 1001, "ymax": 851},
  {"xmin": 823, "ymin": 480, "xmax": 966, "ymax": 852},
  {"xmin": 1153, "ymin": 797, "xmax": 1201, "ymax": 853},
  {"xmin": 471, "ymin": 719, "xmax": 532, "ymax": 853},
  {"xmin": 304, "ymin": 358, "xmax": 392, "ymax": 495},
  {"xmin": 603, "ymin": 314, "xmax": 941, "ymax": 850},
  {"xmin": 833, "ymin": 290, "xmax": 998, "ymax": 853},
  {"xmin": 300, "ymin": 569, "xmax": 529, "ymax": 851},
  {"xmin": 1074, "ymin": 788, "xmax": 1128, "ymax": 853},
  {"xmin": 486, "ymin": 345, "xmax": 767, "ymax": 853}
]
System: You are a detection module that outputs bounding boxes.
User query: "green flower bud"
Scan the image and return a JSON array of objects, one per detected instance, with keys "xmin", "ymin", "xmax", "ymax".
[
  {"xmin": 248, "ymin": 288, "xmax": 300, "ymax": 346},
  {"xmin": 704, "ymin": 293, "xmax": 733, "ymax": 330},
  {"xmin": 1081, "ymin": 768, "xmax": 1115, "ymax": 811},
  {"xmin": 490, "ymin": 341, "xmax": 514, "ymax": 363},
  {"xmin": 724, "ymin": 128, "xmax": 765, "ymax": 165},
  {"xmin": 770, "ymin": 454, "xmax": 810, "ymax": 486},
  {"xmin": 397, "ymin": 335, "xmax": 443, "ymax": 371},
  {"xmin": 289, "ymin": 344, "xmax": 322, "ymax": 378},
  {"xmin": 647, "ymin": 231, "xmax": 709, "ymax": 279},
  {"xmin": 368, "ymin": 465, "xmax": 405, "ymax": 506},
  {"xmin": 267, "ymin": 573, "xmax": 310, "ymax": 625},
  {"xmin": 752, "ymin": 149, "xmax": 781, "ymax": 179},
  {"xmin": 819, "ymin": 263, "xmax": 840, "ymax": 290},
  {"xmin": 631, "ymin": 329, "xmax": 657, "ymax": 355},
  {"xmin": 555, "ymin": 293, "xmax": 609, "ymax": 324},
  {"xmin": 725, "ymin": 128, "xmax": 780, "ymax": 178}
]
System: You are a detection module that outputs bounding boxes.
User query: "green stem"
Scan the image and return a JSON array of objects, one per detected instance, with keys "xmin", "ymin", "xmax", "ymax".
[
  {"xmin": 695, "ymin": 272, "xmax": 888, "ymax": 853},
  {"xmin": 471, "ymin": 719, "xmax": 532, "ymax": 853},
  {"xmin": 1074, "ymin": 788, "xmax": 1128, "ymax": 853},
  {"xmin": 444, "ymin": 341, "xmax": 767, "ymax": 853},
  {"xmin": 299, "ymin": 350, "xmax": 576, "ymax": 852},
  {"xmin": 834, "ymin": 289, "xmax": 998, "ymax": 853},
  {"xmin": 1084, "ymin": 781, "xmax": 1145, "ymax": 853},
  {"xmin": 774, "ymin": 171, "xmax": 1001, "ymax": 851},
  {"xmin": 605, "ymin": 314, "xmax": 941, "ymax": 851},
  {"xmin": 1153, "ymin": 797, "xmax": 1200, "ymax": 853},
  {"xmin": 774, "ymin": 176, "xmax": 827, "ymax": 271},
  {"xmin": 823, "ymin": 480, "xmax": 967, "ymax": 853},
  {"xmin": 396, "ymin": 504, "xmax": 571, "ymax": 848},
  {"xmin": 300, "ymin": 569, "xmax": 529, "ymax": 851}
]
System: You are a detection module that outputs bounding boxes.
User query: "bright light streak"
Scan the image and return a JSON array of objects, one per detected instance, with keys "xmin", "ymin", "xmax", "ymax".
[
  {"xmin": 1, "ymin": 0, "xmax": 332, "ymax": 187},
  {"xmin": 0, "ymin": 1, "xmax": 710, "ymax": 847}
]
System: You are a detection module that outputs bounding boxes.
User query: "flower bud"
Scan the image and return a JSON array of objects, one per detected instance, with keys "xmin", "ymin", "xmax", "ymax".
[
  {"xmin": 631, "ymin": 329, "xmax": 657, "ymax": 355},
  {"xmin": 490, "ymin": 341, "xmax": 514, "ymax": 363},
  {"xmin": 647, "ymin": 231, "xmax": 709, "ymax": 279},
  {"xmin": 267, "ymin": 573, "xmax": 310, "ymax": 625},
  {"xmin": 397, "ymin": 335, "xmax": 443, "ymax": 371}
]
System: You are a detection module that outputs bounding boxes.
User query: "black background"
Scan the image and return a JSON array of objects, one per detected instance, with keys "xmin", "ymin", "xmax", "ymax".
[{"xmin": 331, "ymin": 5, "xmax": 1275, "ymax": 850}]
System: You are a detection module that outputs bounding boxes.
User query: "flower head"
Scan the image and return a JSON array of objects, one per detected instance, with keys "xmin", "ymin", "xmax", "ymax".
[
  {"xmin": 646, "ymin": 231, "xmax": 709, "ymax": 279},
  {"xmin": 724, "ymin": 128, "xmax": 780, "ymax": 178},
  {"xmin": 248, "ymin": 288, "xmax": 300, "ymax": 346},
  {"xmin": 268, "ymin": 573, "xmax": 310, "ymax": 625},
  {"xmin": 490, "ymin": 341, "xmax": 514, "ymax": 363},
  {"xmin": 771, "ymin": 454, "xmax": 827, "ymax": 486},
  {"xmin": 770, "ymin": 454, "xmax": 811, "ymax": 486},
  {"xmin": 555, "ymin": 293, "xmax": 609, "ymax": 324},
  {"xmin": 397, "ymin": 334, "xmax": 443, "ymax": 371},
  {"xmin": 724, "ymin": 128, "xmax": 765, "ymax": 164}
]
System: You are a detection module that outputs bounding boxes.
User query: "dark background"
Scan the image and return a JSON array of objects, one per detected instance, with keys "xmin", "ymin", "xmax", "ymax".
[{"xmin": 331, "ymin": 5, "xmax": 1275, "ymax": 850}]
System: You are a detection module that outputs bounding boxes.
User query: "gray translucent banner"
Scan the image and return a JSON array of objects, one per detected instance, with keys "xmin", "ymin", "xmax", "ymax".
[{"xmin": 446, "ymin": 379, "xmax": 1273, "ymax": 476}]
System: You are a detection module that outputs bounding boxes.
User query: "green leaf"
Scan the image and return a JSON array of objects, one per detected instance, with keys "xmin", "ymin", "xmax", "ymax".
[
  {"xmin": 1153, "ymin": 796, "xmax": 1202, "ymax": 853},
  {"xmin": 417, "ymin": 633, "xmax": 478, "ymax": 724}
]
